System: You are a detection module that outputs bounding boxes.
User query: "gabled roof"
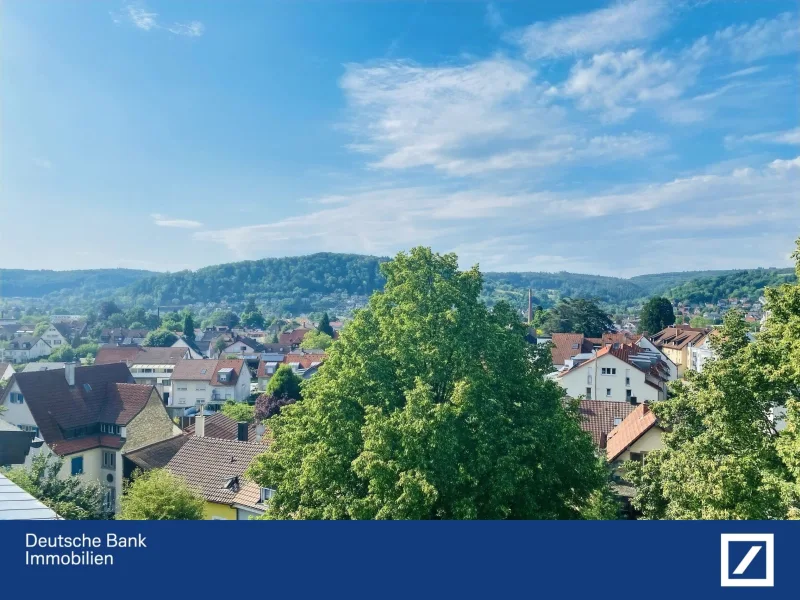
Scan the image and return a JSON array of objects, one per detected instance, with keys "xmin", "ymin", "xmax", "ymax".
[
  {"xmin": 224, "ymin": 335, "xmax": 266, "ymax": 353},
  {"xmin": 550, "ymin": 333, "xmax": 593, "ymax": 366},
  {"xmin": 95, "ymin": 346, "xmax": 188, "ymax": 366},
  {"xmin": 183, "ymin": 412, "xmax": 257, "ymax": 441},
  {"xmin": 6, "ymin": 363, "xmax": 157, "ymax": 456},
  {"xmin": 123, "ymin": 435, "xmax": 189, "ymax": 471},
  {"xmin": 171, "ymin": 359, "xmax": 246, "ymax": 386},
  {"xmin": 649, "ymin": 326, "xmax": 710, "ymax": 351},
  {"xmin": 22, "ymin": 362, "xmax": 67, "ymax": 373},
  {"xmin": 606, "ymin": 403, "xmax": 659, "ymax": 462},
  {"xmin": 166, "ymin": 437, "xmax": 267, "ymax": 505},
  {"xmin": 579, "ymin": 400, "xmax": 636, "ymax": 448},
  {"xmin": 283, "ymin": 350, "xmax": 327, "ymax": 370},
  {"xmin": 95, "ymin": 346, "xmax": 143, "ymax": 365},
  {"xmin": 278, "ymin": 328, "xmax": 312, "ymax": 346},
  {"xmin": 0, "ymin": 362, "xmax": 14, "ymax": 378}
]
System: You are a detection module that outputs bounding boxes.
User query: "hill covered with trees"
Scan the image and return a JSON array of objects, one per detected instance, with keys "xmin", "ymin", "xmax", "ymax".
[
  {"xmin": 666, "ymin": 268, "xmax": 796, "ymax": 305},
  {"xmin": 1, "ymin": 253, "xmax": 792, "ymax": 316}
]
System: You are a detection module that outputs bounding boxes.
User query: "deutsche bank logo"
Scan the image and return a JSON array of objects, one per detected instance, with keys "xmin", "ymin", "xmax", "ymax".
[{"xmin": 720, "ymin": 534, "xmax": 774, "ymax": 587}]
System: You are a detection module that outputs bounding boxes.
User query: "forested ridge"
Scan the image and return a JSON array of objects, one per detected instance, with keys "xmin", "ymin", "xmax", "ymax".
[{"xmin": 1, "ymin": 254, "xmax": 791, "ymax": 313}]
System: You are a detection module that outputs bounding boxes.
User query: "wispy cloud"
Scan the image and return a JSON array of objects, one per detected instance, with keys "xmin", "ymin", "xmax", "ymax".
[
  {"xmin": 514, "ymin": 0, "xmax": 670, "ymax": 60},
  {"xmin": 714, "ymin": 12, "xmax": 799, "ymax": 63},
  {"xmin": 115, "ymin": 3, "xmax": 205, "ymax": 37},
  {"xmin": 725, "ymin": 127, "xmax": 800, "ymax": 147},
  {"xmin": 151, "ymin": 213, "xmax": 204, "ymax": 229},
  {"xmin": 719, "ymin": 66, "xmax": 766, "ymax": 80},
  {"xmin": 485, "ymin": 3, "xmax": 505, "ymax": 31},
  {"xmin": 195, "ymin": 155, "xmax": 800, "ymax": 273}
]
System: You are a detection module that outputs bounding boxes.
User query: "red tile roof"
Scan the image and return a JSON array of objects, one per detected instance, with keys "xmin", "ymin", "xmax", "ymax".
[
  {"xmin": 606, "ymin": 403, "xmax": 659, "ymax": 462},
  {"xmin": 579, "ymin": 400, "xmax": 636, "ymax": 448},
  {"xmin": 171, "ymin": 359, "xmax": 246, "ymax": 386},
  {"xmin": 283, "ymin": 350, "xmax": 327, "ymax": 370},
  {"xmin": 95, "ymin": 346, "xmax": 142, "ymax": 365},
  {"xmin": 550, "ymin": 333, "xmax": 593, "ymax": 366},
  {"xmin": 184, "ymin": 412, "xmax": 257, "ymax": 441},
  {"xmin": 123, "ymin": 435, "xmax": 189, "ymax": 470},
  {"xmin": 278, "ymin": 328, "xmax": 312, "ymax": 346},
  {"xmin": 649, "ymin": 327, "xmax": 710, "ymax": 351},
  {"xmin": 7, "ymin": 364, "xmax": 156, "ymax": 456}
]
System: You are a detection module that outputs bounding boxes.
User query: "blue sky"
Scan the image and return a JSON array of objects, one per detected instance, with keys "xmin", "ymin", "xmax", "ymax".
[{"xmin": 3, "ymin": 0, "xmax": 799, "ymax": 276}]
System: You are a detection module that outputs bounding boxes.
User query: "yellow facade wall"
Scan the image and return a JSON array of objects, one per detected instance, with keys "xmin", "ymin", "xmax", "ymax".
[{"xmin": 204, "ymin": 501, "xmax": 237, "ymax": 520}]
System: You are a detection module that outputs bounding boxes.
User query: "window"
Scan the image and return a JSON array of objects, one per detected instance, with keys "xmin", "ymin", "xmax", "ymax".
[
  {"xmin": 625, "ymin": 376, "xmax": 631, "ymax": 386},
  {"xmin": 52, "ymin": 339, "xmax": 61, "ymax": 345},
  {"xmin": 629, "ymin": 451, "xmax": 648, "ymax": 463},
  {"xmin": 260, "ymin": 487, "xmax": 276, "ymax": 502},
  {"xmin": 100, "ymin": 423, "xmax": 121, "ymax": 435},
  {"xmin": 606, "ymin": 388, "xmax": 612, "ymax": 397},
  {"xmin": 9, "ymin": 392, "xmax": 24, "ymax": 404},
  {"xmin": 626, "ymin": 389, "xmax": 632, "ymax": 400},
  {"xmin": 601, "ymin": 368, "xmax": 617, "ymax": 375},
  {"xmin": 103, "ymin": 451, "xmax": 116, "ymax": 469},
  {"xmin": 177, "ymin": 386, "xmax": 188, "ymax": 391},
  {"xmin": 19, "ymin": 424, "xmax": 39, "ymax": 435},
  {"xmin": 195, "ymin": 385, "xmax": 206, "ymax": 391},
  {"xmin": 103, "ymin": 487, "xmax": 116, "ymax": 512},
  {"xmin": 571, "ymin": 343, "xmax": 579, "ymax": 350},
  {"xmin": 585, "ymin": 387, "xmax": 592, "ymax": 400},
  {"xmin": 71, "ymin": 456, "xmax": 84, "ymax": 475}
]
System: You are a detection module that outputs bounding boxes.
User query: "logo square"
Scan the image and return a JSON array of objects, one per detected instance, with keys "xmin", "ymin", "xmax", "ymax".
[{"xmin": 720, "ymin": 533, "xmax": 774, "ymax": 587}]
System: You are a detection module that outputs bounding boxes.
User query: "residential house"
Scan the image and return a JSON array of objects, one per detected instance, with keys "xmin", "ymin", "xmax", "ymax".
[
  {"xmin": 217, "ymin": 335, "xmax": 266, "ymax": 360},
  {"xmin": 96, "ymin": 346, "xmax": 191, "ymax": 403},
  {"xmin": 183, "ymin": 412, "xmax": 258, "ymax": 440},
  {"xmin": 165, "ymin": 419, "xmax": 269, "ymax": 520},
  {"xmin": 2, "ymin": 336, "xmax": 52, "ymax": 363},
  {"xmin": 283, "ymin": 349, "xmax": 327, "ymax": 379},
  {"xmin": 687, "ymin": 335, "xmax": 715, "ymax": 374},
  {"xmin": 100, "ymin": 328, "xmax": 150, "ymax": 346},
  {"xmin": 39, "ymin": 324, "xmax": 70, "ymax": 349},
  {"xmin": 0, "ymin": 363, "xmax": 181, "ymax": 513},
  {"xmin": 22, "ymin": 362, "xmax": 67, "ymax": 373},
  {"xmin": 169, "ymin": 359, "xmax": 252, "ymax": 416},
  {"xmin": 278, "ymin": 328, "xmax": 312, "ymax": 350},
  {"xmin": 606, "ymin": 403, "xmax": 665, "ymax": 468},
  {"xmin": 557, "ymin": 344, "xmax": 669, "ymax": 403},
  {"xmin": 0, "ymin": 362, "xmax": 15, "ymax": 381},
  {"xmin": 649, "ymin": 326, "xmax": 711, "ymax": 377},
  {"xmin": 579, "ymin": 400, "xmax": 636, "ymax": 450},
  {"xmin": 256, "ymin": 354, "xmax": 284, "ymax": 391},
  {"xmin": 549, "ymin": 333, "xmax": 594, "ymax": 370},
  {"xmin": 171, "ymin": 336, "xmax": 205, "ymax": 359}
]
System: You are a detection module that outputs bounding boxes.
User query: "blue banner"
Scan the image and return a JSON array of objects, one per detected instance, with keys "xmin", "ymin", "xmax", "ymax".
[{"xmin": 0, "ymin": 520, "xmax": 794, "ymax": 598}]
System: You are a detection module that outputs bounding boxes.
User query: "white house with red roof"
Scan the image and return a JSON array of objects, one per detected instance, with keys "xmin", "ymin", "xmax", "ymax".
[
  {"xmin": 0, "ymin": 363, "xmax": 179, "ymax": 513},
  {"xmin": 557, "ymin": 344, "xmax": 669, "ymax": 404},
  {"xmin": 170, "ymin": 358, "xmax": 252, "ymax": 415}
]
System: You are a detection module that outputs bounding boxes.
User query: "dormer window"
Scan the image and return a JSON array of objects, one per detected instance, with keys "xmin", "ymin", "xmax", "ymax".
[{"xmin": 260, "ymin": 487, "xmax": 276, "ymax": 502}]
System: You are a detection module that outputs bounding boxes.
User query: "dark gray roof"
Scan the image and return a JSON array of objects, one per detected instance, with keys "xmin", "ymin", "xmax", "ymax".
[{"xmin": 0, "ymin": 473, "xmax": 60, "ymax": 520}]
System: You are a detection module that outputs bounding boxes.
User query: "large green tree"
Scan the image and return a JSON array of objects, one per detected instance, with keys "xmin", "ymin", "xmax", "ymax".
[
  {"xmin": 638, "ymin": 296, "xmax": 675, "ymax": 335},
  {"xmin": 241, "ymin": 298, "xmax": 266, "ymax": 329},
  {"xmin": 3, "ymin": 454, "xmax": 109, "ymax": 520},
  {"xmin": 118, "ymin": 469, "xmax": 205, "ymax": 520},
  {"xmin": 247, "ymin": 247, "xmax": 607, "ymax": 519},
  {"xmin": 266, "ymin": 364, "xmax": 303, "ymax": 400},
  {"xmin": 317, "ymin": 312, "xmax": 334, "ymax": 337},
  {"xmin": 630, "ymin": 240, "xmax": 800, "ymax": 519},
  {"xmin": 299, "ymin": 330, "xmax": 333, "ymax": 351},
  {"xmin": 542, "ymin": 298, "xmax": 613, "ymax": 337},
  {"xmin": 183, "ymin": 313, "xmax": 196, "ymax": 345},
  {"xmin": 143, "ymin": 329, "xmax": 179, "ymax": 347}
]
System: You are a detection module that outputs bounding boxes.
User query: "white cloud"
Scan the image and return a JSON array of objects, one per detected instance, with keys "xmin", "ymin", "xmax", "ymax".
[
  {"xmin": 725, "ymin": 127, "xmax": 800, "ymax": 147},
  {"xmin": 127, "ymin": 5, "xmax": 158, "ymax": 31},
  {"xmin": 195, "ymin": 155, "xmax": 800, "ymax": 273},
  {"xmin": 714, "ymin": 12, "xmax": 799, "ymax": 63},
  {"xmin": 151, "ymin": 213, "xmax": 203, "ymax": 229},
  {"xmin": 485, "ymin": 3, "xmax": 505, "ymax": 30},
  {"xmin": 515, "ymin": 0, "xmax": 670, "ymax": 60},
  {"xmin": 168, "ymin": 21, "xmax": 205, "ymax": 38},
  {"xmin": 562, "ymin": 48, "xmax": 699, "ymax": 121},
  {"xmin": 117, "ymin": 4, "xmax": 204, "ymax": 37},
  {"xmin": 719, "ymin": 66, "xmax": 766, "ymax": 80}
]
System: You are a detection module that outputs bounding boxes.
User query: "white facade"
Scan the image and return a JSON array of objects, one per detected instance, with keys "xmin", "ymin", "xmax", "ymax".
[
  {"xmin": 171, "ymin": 363, "xmax": 252, "ymax": 410},
  {"xmin": 558, "ymin": 353, "xmax": 665, "ymax": 404},
  {"xmin": 0, "ymin": 363, "xmax": 14, "ymax": 381},
  {"xmin": 636, "ymin": 337, "xmax": 678, "ymax": 380},
  {"xmin": 40, "ymin": 325, "xmax": 69, "ymax": 348},
  {"xmin": 688, "ymin": 338, "xmax": 715, "ymax": 373},
  {"xmin": 2, "ymin": 338, "xmax": 52, "ymax": 363}
]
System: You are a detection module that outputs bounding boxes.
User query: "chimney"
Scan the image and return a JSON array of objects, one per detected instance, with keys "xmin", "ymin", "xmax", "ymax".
[
  {"xmin": 195, "ymin": 414, "xmax": 205, "ymax": 437},
  {"xmin": 64, "ymin": 362, "xmax": 76, "ymax": 386},
  {"xmin": 237, "ymin": 422, "xmax": 249, "ymax": 442},
  {"xmin": 528, "ymin": 289, "xmax": 533, "ymax": 325}
]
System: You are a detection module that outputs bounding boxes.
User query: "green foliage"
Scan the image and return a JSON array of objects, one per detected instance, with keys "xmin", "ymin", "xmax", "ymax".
[
  {"xmin": 74, "ymin": 343, "xmax": 99, "ymax": 359},
  {"xmin": 33, "ymin": 320, "xmax": 51, "ymax": 338},
  {"xmin": 542, "ymin": 298, "xmax": 613, "ymax": 337},
  {"xmin": 183, "ymin": 313, "xmax": 196, "ymax": 344},
  {"xmin": 247, "ymin": 247, "xmax": 606, "ymax": 519},
  {"xmin": 98, "ymin": 300, "xmax": 122, "ymax": 320},
  {"xmin": 241, "ymin": 297, "xmax": 266, "ymax": 329},
  {"xmin": 118, "ymin": 469, "xmax": 205, "ymax": 520},
  {"xmin": 265, "ymin": 364, "xmax": 302, "ymax": 400},
  {"xmin": 689, "ymin": 315, "xmax": 712, "ymax": 328},
  {"xmin": 221, "ymin": 401, "xmax": 255, "ymax": 424},
  {"xmin": 299, "ymin": 330, "xmax": 333, "ymax": 351},
  {"xmin": 143, "ymin": 329, "xmax": 179, "ymax": 347},
  {"xmin": 48, "ymin": 345, "xmax": 76, "ymax": 362},
  {"xmin": 629, "ymin": 245, "xmax": 800, "ymax": 519},
  {"xmin": 161, "ymin": 311, "xmax": 184, "ymax": 331},
  {"xmin": 213, "ymin": 337, "xmax": 229, "ymax": 354},
  {"xmin": 0, "ymin": 268, "xmax": 153, "ymax": 299},
  {"xmin": 668, "ymin": 268, "xmax": 796, "ymax": 305},
  {"xmin": 638, "ymin": 296, "xmax": 675, "ymax": 334},
  {"xmin": 202, "ymin": 310, "xmax": 240, "ymax": 330},
  {"xmin": 317, "ymin": 312, "xmax": 334, "ymax": 336},
  {"xmin": 3, "ymin": 454, "xmax": 109, "ymax": 520}
]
